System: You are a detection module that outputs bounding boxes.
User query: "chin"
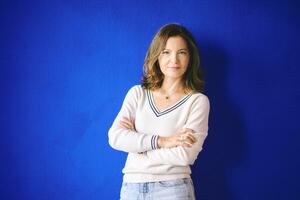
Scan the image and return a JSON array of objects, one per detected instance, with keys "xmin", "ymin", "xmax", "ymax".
[{"xmin": 163, "ymin": 73, "xmax": 185, "ymax": 79}]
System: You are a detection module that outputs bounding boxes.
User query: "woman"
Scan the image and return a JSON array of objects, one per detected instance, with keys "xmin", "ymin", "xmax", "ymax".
[{"xmin": 108, "ymin": 23, "xmax": 210, "ymax": 200}]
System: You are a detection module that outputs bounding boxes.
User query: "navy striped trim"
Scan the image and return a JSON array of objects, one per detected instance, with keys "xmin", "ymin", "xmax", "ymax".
[
  {"xmin": 151, "ymin": 135, "xmax": 158, "ymax": 150},
  {"xmin": 147, "ymin": 90, "xmax": 192, "ymax": 117}
]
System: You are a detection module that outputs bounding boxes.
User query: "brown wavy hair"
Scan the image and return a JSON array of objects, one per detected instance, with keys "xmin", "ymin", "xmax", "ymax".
[{"xmin": 141, "ymin": 23, "xmax": 205, "ymax": 93}]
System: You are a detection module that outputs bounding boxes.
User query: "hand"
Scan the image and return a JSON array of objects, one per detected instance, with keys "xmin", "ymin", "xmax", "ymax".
[
  {"xmin": 119, "ymin": 117, "xmax": 136, "ymax": 131},
  {"xmin": 158, "ymin": 128, "xmax": 197, "ymax": 148}
]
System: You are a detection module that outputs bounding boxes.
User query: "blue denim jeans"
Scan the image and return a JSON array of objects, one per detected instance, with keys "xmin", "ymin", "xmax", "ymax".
[{"xmin": 120, "ymin": 178, "xmax": 196, "ymax": 200}]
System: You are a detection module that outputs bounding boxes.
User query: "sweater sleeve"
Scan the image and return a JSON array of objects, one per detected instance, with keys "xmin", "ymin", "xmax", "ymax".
[
  {"xmin": 108, "ymin": 86, "xmax": 159, "ymax": 153},
  {"xmin": 145, "ymin": 94, "xmax": 210, "ymax": 166}
]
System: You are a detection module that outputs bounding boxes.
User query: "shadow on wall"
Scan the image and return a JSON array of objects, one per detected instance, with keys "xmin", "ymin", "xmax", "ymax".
[{"xmin": 191, "ymin": 39, "xmax": 248, "ymax": 200}]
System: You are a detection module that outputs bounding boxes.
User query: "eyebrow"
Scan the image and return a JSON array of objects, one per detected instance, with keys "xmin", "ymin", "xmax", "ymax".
[{"xmin": 163, "ymin": 48, "xmax": 189, "ymax": 51}]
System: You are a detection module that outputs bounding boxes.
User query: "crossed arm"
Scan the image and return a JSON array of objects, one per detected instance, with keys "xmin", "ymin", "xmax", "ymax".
[
  {"xmin": 108, "ymin": 86, "xmax": 210, "ymax": 166},
  {"xmin": 119, "ymin": 117, "xmax": 197, "ymax": 149},
  {"xmin": 119, "ymin": 117, "xmax": 207, "ymax": 166}
]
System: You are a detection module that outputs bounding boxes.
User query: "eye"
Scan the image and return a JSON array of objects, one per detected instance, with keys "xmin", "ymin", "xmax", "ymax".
[
  {"xmin": 178, "ymin": 51, "xmax": 188, "ymax": 55},
  {"xmin": 161, "ymin": 50, "xmax": 170, "ymax": 55}
]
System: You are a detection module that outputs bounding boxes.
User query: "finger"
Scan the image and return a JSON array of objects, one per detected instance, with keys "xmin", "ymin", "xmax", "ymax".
[
  {"xmin": 178, "ymin": 135, "xmax": 196, "ymax": 146},
  {"xmin": 185, "ymin": 138, "xmax": 195, "ymax": 146},
  {"xmin": 176, "ymin": 133, "xmax": 194, "ymax": 145},
  {"xmin": 123, "ymin": 118, "xmax": 134, "ymax": 126},
  {"xmin": 178, "ymin": 140, "xmax": 192, "ymax": 148},
  {"xmin": 122, "ymin": 117, "xmax": 136, "ymax": 130},
  {"xmin": 120, "ymin": 119, "xmax": 132, "ymax": 127},
  {"xmin": 185, "ymin": 131, "xmax": 196, "ymax": 139},
  {"xmin": 178, "ymin": 133, "xmax": 195, "ymax": 143},
  {"xmin": 185, "ymin": 134, "xmax": 197, "ymax": 143},
  {"xmin": 119, "ymin": 121, "xmax": 132, "ymax": 129},
  {"xmin": 122, "ymin": 117, "xmax": 132, "ymax": 124},
  {"xmin": 125, "ymin": 117, "xmax": 136, "ymax": 124},
  {"xmin": 120, "ymin": 120, "xmax": 134, "ymax": 130},
  {"xmin": 183, "ymin": 141, "xmax": 193, "ymax": 147}
]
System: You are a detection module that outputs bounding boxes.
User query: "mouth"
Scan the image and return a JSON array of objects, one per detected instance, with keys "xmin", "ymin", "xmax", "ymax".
[
  {"xmin": 167, "ymin": 66, "xmax": 180, "ymax": 69},
  {"xmin": 167, "ymin": 67, "xmax": 180, "ymax": 71}
]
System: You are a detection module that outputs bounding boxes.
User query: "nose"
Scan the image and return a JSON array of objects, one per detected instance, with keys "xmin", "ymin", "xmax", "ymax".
[{"xmin": 170, "ymin": 52, "xmax": 178, "ymax": 64}]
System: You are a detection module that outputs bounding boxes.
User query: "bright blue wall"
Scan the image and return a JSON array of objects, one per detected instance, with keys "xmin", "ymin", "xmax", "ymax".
[{"xmin": 1, "ymin": 0, "xmax": 299, "ymax": 199}]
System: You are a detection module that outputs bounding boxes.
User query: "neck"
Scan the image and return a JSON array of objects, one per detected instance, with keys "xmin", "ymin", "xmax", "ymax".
[{"xmin": 160, "ymin": 78, "xmax": 184, "ymax": 94}]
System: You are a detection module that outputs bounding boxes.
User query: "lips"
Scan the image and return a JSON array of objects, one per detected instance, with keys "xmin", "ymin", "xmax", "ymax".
[
  {"xmin": 167, "ymin": 67, "xmax": 180, "ymax": 71},
  {"xmin": 168, "ymin": 66, "xmax": 180, "ymax": 69}
]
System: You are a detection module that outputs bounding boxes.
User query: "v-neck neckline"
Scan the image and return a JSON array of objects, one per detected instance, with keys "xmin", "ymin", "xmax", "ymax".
[{"xmin": 147, "ymin": 89, "xmax": 192, "ymax": 117}]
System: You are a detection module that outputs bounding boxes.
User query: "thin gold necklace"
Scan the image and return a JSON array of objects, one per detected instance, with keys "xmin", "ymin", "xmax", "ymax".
[{"xmin": 162, "ymin": 88, "xmax": 183, "ymax": 100}]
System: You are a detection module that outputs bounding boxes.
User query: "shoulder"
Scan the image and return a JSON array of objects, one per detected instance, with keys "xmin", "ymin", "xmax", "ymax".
[
  {"xmin": 190, "ymin": 92, "xmax": 210, "ymax": 108},
  {"xmin": 191, "ymin": 92, "xmax": 209, "ymax": 102},
  {"xmin": 127, "ymin": 84, "xmax": 145, "ymax": 95},
  {"xmin": 125, "ymin": 85, "xmax": 145, "ymax": 100},
  {"xmin": 128, "ymin": 84, "xmax": 143, "ymax": 92}
]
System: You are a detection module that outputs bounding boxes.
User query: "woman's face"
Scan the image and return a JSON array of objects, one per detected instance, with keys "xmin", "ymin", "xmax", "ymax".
[{"xmin": 158, "ymin": 36, "xmax": 190, "ymax": 81}]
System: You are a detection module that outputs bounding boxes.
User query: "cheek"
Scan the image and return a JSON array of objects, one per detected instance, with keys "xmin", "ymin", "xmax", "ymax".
[
  {"xmin": 158, "ymin": 57, "xmax": 167, "ymax": 68},
  {"xmin": 182, "ymin": 57, "xmax": 190, "ymax": 67}
]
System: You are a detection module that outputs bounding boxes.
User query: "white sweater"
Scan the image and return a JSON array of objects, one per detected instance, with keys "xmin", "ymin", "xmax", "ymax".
[{"xmin": 108, "ymin": 85, "xmax": 210, "ymax": 183}]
